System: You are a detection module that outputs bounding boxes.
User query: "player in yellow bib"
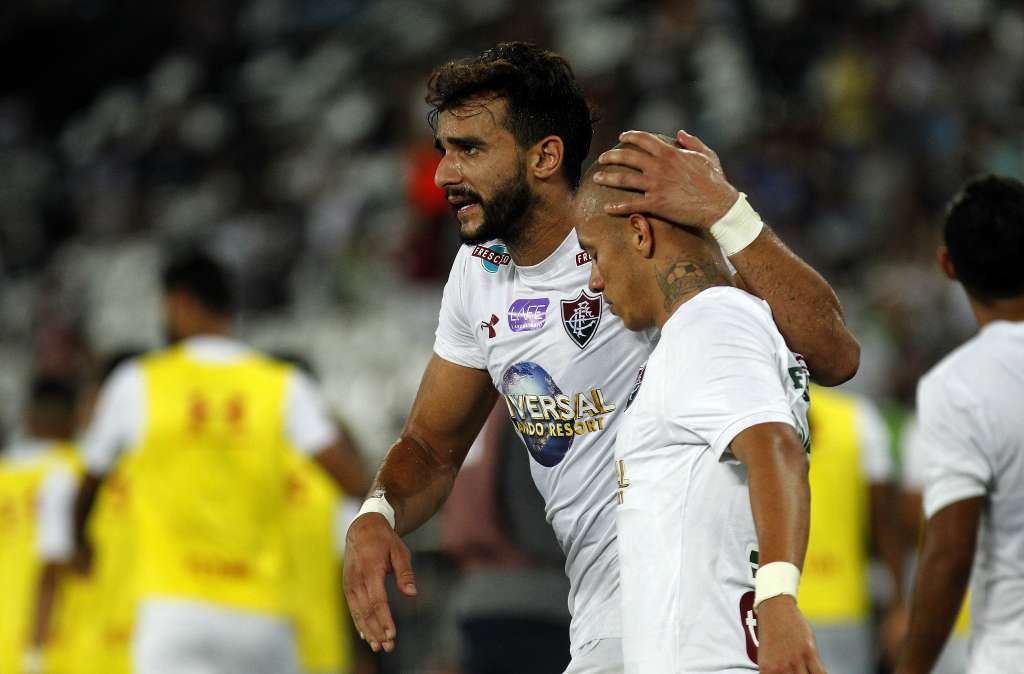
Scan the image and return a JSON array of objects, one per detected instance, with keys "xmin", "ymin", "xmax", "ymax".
[
  {"xmin": 799, "ymin": 385, "xmax": 905, "ymax": 674},
  {"xmin": 0, "ymin": 378, "xmax": 85, "ymax": 674},
  {"xmin": 72, "ymin": 251, "xmax": 370, "ymax": 674}
]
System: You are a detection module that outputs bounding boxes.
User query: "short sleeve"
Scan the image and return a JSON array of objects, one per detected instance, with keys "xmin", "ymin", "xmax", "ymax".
[
  {"xmin": 284, "ymin": 370, "xmax": 340, "ymax": 456},
  {"xmin": 36, "ymin": 467, "xmax": 77, "ymax": 562},
  {"xmin": 433, "ymin": 249, "xmax": 487, "ymax": 370},
  {"xmin": 915, "ymin": 372, "xmax": 993, "ymax": 519},
  {"xmin": 664, "ymin": 294, "xmax": 797, "ymax": 461},
  {"xmin": 854, "ymin": 397, "xmax": 895, "ymax": 484},
  {"xmin": 81, "ymin": 361, "xmax": 145, "ymax": 475}
]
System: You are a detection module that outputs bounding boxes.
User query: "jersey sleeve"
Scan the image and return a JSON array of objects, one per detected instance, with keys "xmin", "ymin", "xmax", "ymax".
[
  {"xmin": 433, "ymin": 248, "xmax": 487, "ymax": 370},
  {"xmin": 284, "ymin": 369, "xmax": 340, "ymax": 456},
  {"xmin": 36, "ymin": 467, "xmax": 77, "ymax": 562},
  {"xmin": 854, "ymin": 397, "xmax": 896, "ymax": 484},
  {"xmin": 664, "ymin": 294, "xmax": 798, "ymax": 461},
  {"xmin": 915, "ymin": 371, "xmax": 993, "ymax": 519},
  {"xmin": 81, "ymin": 361, "xmax": 145, "ymax": 475}
]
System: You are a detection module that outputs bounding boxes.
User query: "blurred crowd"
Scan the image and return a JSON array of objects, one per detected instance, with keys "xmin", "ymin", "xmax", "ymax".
[{"xmin": 1, "ymin": 0, "xmax": 1022, "ymax": 672}]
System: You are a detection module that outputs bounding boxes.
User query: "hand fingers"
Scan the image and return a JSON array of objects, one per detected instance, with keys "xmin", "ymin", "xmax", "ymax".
[
  {"xmin": 597, "ymin": 148, "xmax": 654, "ymax": 172},
  {"xmin": 364, "ymin": 571, "xmax": 397, "ymax": 648},
  {"xmin": 390, "ymin": 539, "xmax": 418, "ymax": 597},
  {"xmin": 675, "ymin": 129, "xmax": 713, "ymax": 155},
  {"xmin": 592, "ymin": 169, "xmax": 651, "ymax": 193},
  {"xmin": 807, "ymin": 652, "xmax": 828, "ymax": 674},
  {"xmin": 617, "ymin": 130, "xmax": 672, "ymax": 157}
]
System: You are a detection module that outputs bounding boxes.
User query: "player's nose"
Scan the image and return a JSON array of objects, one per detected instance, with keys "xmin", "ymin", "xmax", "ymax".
[
  {"xmin": 588, "ymin": 263, "xmax": 604, "ymax": 293},
  {"xmin": 434, "ymin": 153, "xmax": 461, "ymax": 189}
]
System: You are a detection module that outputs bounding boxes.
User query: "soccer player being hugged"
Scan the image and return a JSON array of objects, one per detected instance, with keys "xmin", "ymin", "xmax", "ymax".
[{"xmin": 575, "ymin": 134, "xmax": 825, "ymax": 673}]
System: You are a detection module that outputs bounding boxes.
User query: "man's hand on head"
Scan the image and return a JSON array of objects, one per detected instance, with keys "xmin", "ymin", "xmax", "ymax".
[{"xmin": 593, "ymin": 130, "xmax": 739, "ymax": 229}]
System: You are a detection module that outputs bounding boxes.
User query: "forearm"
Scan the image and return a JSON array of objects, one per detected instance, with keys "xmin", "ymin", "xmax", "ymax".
[
  {"xmin": 31, "ymin": 563, "xmax": 60, "ymax": 647},
  {"xmin": 72, "ymin": 474, "xmax": 100, "ymax": 554},
  {"xmin": 372, "ymin": 434, "xmax": 459, "ymax": 536},
  {"xmin": 898, "ymin": 526, "xmax": 974, "ymax": 673},
  {"xmin": 746, "ymin": 442, "xmax": 811, "ymax": 568},
  {"xmin": 895, "ymin": 497, "xmax": 982, "ymax": 674},
  {"xmin": 731, "ymin": 227, "xmax": 859, "ymax": 385}
]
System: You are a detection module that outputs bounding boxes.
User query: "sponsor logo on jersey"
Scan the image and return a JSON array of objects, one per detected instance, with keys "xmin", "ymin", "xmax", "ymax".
[
  {"xmin": 575, "ymin": 251, "xmax": 592, "ymax": 266},
  {"xmin": 739, "ymin": 591, "xmax": 759, "ymax": 663},
  {"xmin": 507, "ymin": 298, "xmax": 549, "ymax": 332},
  {"xmin": 561, "ymin": 290, "xmax": 602, "ymax": 349},
  {"xmin": 472, "ymin": 244, "xmax": 512, "ymax": 272},
  {"xmin": 625, "ymin": 364, "xmax": 646, "ymax": 409},
  {"xmin": 480, "ymin": 314, "xmax": 499, "ymax": 339},
  {"xmin": 501, "ymin": 361, "xmax": 616, "ymax": 467}
]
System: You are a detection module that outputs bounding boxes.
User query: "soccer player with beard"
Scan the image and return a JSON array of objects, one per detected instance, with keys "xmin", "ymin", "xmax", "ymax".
[{"xmin": 343, "ymin": 42, "xmax": 859, "ymax": 672}]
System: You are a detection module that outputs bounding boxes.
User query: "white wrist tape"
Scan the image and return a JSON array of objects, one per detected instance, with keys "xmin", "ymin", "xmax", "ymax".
[
  {"xmin": 709, "ymin": 192, "xmax": 764, "ymax": 256},
  {"xmin": 754, "ymin": 561, "xmax": 800, "ymax": 611},
  {"xmin": 357, "ymin": 493, "xmax": 396, "ymax": 530}
]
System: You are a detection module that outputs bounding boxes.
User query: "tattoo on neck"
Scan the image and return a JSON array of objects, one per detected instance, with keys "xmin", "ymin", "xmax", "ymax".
[{"xmin": 655, "ymin": 257, "xmax": 723, "ymax": 312}]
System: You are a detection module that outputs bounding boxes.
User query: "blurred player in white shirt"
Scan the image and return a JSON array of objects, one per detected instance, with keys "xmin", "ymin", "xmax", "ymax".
[
  {"xmin": 896, "ymin": 175, "xmax": 1024, "ymax": 674},
  {"xmin": 575, "ymin": 138, "xmax": 824, "ymax": 673}
]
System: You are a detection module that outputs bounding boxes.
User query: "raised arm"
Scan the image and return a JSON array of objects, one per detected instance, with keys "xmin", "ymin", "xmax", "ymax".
[
  {"xmin": 343, "ymin": 354, "xmax": 497, "ymax": 654},
  {"xmin": 730, "ymin": 422, "xmax": 825, "ymax": 674},
  {"xmin": 593, "ymin": 130, "xmax": 860, "ymax": 385}
]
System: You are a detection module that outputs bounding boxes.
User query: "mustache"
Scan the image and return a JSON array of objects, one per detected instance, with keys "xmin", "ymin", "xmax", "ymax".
[{"xmin": 445, "ymin": 186, "xmax": 482, "ymax": 203}]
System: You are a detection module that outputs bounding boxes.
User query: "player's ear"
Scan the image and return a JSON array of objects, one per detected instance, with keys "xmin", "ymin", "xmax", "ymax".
[
  {"xmin": 529, "ymin": 136, "xmax": 564, "ymax": 180},
  {"xmin": 628, "ymin": 214, "xmax": 655, "ymax": 259},
  {"xmin": 937, "ymin": 246, "xmax": 957, "ymax": 281}
]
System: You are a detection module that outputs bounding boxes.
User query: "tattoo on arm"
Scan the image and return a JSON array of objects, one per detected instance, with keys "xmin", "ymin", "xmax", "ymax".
[{"xmin": 655, "ymin": 257, "xmax": 726, "ymax": 311}]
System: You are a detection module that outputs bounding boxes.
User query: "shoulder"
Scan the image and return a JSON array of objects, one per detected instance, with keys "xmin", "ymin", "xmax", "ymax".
[
  {"xmin": 663, "ymin": 286, "xmax": 777, "ymax": 346},
  {"xmin": 103, "ymin": 357, "xmax": 145, "ymax": 397},
  {"xmin": 917, "ymin": 335, "xmax": 986, "ymax": 408}
]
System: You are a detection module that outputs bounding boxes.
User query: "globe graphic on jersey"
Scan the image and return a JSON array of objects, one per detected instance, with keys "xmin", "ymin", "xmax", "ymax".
[{"xmin": 501, "ymin": 361, "xmax": 574, "ymax": 467}]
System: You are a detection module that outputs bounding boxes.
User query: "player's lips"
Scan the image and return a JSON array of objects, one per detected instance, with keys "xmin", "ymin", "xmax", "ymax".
[{"xmin": 447, "ymin": 195, "xmax": 482, "ymax": 219}]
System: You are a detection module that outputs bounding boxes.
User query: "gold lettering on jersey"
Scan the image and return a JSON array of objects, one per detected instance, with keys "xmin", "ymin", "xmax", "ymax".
[
  {"xmin": 616, "ymin": 459, "xmax": 630, "ymax": 504},
  {"xmin": 502, "ymin": 389, "xmax": 614, "ymax": 421}
]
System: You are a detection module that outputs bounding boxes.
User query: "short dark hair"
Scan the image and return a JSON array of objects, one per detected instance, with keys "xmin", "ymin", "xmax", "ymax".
[
  {"xmin": 162, "ymin": 250, "xmax": 234, "ymax": 315},
  {"xmin": 426, "ymin": 41, "xmax": 596, "ymax": 190},
  {"xmin": 29, "ymin": 376, "xmax": 77, "ymax": 415},
  {"xmin": 944, "ymin": 174, "xmax": 1024, "ymax": 302}
]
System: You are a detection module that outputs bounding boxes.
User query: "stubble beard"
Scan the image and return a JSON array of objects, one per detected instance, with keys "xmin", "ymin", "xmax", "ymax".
[{"xmin": 458, "ymin": 162, "xmax": 535, "ymax": 249}]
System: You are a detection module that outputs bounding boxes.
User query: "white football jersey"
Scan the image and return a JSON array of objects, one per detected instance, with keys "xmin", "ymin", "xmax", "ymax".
[
  {"xmin": 434, "ymin": 231, "xmax": 653, "ymax": 651},
  {"xmin": 613, "ymin": 287, "xmax": 810, "ymax": 673},
  {"xmin": 913, "ymin": 320, "xmax": 1024, "ymax": 672}
]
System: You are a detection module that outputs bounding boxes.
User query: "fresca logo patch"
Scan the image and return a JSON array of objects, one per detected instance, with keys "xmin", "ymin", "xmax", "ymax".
[
  {"xmin": 501, "ymin": 361, "xmax": 616, "ymax": 467},
  {"xmin": 472, "ymin": 244, "xmax": 512, "ymax": 273},
  {"xmin": 508, "ymin": 298, "xmax": 549, "ymax": 332}
]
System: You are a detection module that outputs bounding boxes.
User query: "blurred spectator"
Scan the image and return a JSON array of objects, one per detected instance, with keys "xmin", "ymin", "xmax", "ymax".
[{"xmin": 800, "ymin": 384, "xmax": 905, "ymax": 674}]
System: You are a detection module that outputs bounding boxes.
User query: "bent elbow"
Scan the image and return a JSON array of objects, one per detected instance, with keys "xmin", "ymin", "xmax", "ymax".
[{"xmin": 811, "ymin": 334, "xmax": 861, "ymax": 387}]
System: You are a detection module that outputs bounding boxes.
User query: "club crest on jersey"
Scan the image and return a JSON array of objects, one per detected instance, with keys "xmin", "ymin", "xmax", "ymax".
[
  {"xmin": 625, "ymin": 364, "xmax": 646, "ymax": 409},
  {"xmin": 508, "ymin": 298, "xmax": 549, "ymax": 332},
  {"xmin": 472, "ymin": 243, "xmax": 512, "ymax": 273},
  {"xmin": 561, "ymin": 289, "xmax": 602, "ymax": 349}
]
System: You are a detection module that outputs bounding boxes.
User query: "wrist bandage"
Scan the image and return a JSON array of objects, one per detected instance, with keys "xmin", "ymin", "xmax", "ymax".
[
  {"xmin": 754, "ymin": 561, "xmax": 800, "ymax": 611},
  {"xmin": 710, "ymin": 192, "xmax": 764, "ymax": 256},
  {"xmin": 357, "ymin": 491, "xmax": 396, "ymax": 529}
]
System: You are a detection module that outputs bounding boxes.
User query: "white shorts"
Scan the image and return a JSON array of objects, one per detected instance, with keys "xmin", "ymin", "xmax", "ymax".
[
  {"xmin": 563, "ymin": 638, "xmax": 623, "ymax": 674},
  {"xmin": 134, "ymin": 598, "xmax": 299, "ymax": 674}
]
